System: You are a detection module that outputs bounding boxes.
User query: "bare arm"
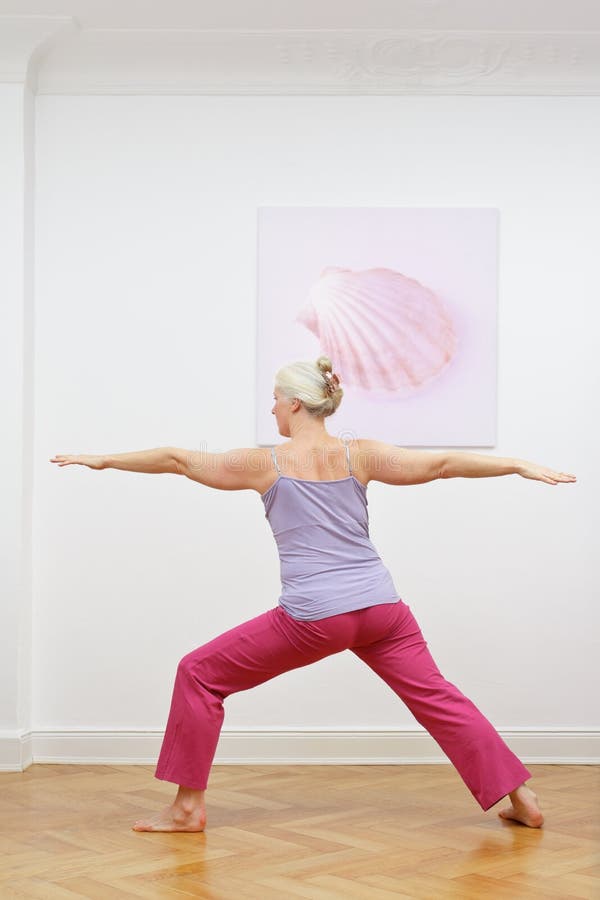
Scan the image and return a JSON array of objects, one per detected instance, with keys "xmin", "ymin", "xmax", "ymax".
[
  {"xmin": 50, "ymin": 445, "xmax": 270, "ymax": 490},
  {"xmin": 171, "ymin": 446, "xmax": 267, "ymax": 491},
  {"xmin": 441, "ymin": 452, "xmax": 520, "ymax": 479},
  {"xmin": 51, "ymin": 447, "xmax": 177, "ymax": 473},
  {"xmin": 356, "ymin": 440, "xmax": 576, "ymax": 486},
  {"xmin": 104, "ymin": 447, "xmax": 178, "ymax": 473},
  {"xmin": 442, "ymin": 451, "xmax": 577, "ymax": 484},
  {"xmin": 359, "ymin": 440, "xmax": 446, "ymax": 485}
]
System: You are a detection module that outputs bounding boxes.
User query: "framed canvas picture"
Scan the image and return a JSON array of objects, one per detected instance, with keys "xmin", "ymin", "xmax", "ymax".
[{"xmin": 256, "ymin": 207, "xmax": 499, "ymax": 447}]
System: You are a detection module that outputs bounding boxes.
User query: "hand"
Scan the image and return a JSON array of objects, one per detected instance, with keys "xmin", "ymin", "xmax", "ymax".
[
  {"xmin": 50, "ymin": 454, "xmax": 105, "ymax": 470},
  {"xmin": 518, "ymin": 462, "xmax": 577, "ymax": 485}
]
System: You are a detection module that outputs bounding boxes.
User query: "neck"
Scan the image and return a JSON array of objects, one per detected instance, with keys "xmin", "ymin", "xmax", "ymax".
[{"xmin": 288, "ymin": 416, "xmax": 329, "ymax": 445}]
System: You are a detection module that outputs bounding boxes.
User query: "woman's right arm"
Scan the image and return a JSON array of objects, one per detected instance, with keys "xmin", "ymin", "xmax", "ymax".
[
  {"xmin": 359, "ymin": 439, "xmax": 447, "ymax": 486},
  {"xmin": 360, "ymin": 440, "xmax": 576, "ymax": 486}
]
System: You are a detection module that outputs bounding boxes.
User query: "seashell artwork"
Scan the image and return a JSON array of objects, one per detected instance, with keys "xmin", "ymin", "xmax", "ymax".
[
  {"xmin": 295, "ymin": 266, "xmax": 458, "ymax": 397},
  {"xmin": 256, "ymin": 205, "xmax": 498, "ymax": 445}
]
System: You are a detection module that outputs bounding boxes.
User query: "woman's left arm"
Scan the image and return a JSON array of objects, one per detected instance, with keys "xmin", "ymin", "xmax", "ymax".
[
  {"xmin": 51, "ymin": 446, "xmax": 269, "ymax": 490},
  {"xmin": 442, "ymin": 452, "xmax": 577, "ymax": 485},
  {"xmin": 172, "ymin": 446, "xmax": 267, "ymax": 491},
  {"xmin": 51, "ymin": 447, "xmax": 177, "ymax": 473}
]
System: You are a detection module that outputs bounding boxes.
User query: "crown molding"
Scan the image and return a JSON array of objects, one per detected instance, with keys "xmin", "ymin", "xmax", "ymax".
[
  {"xmin": 1, "ymin": 19, "xmax": 600, "ymax": 95},
  {"xmin": 0, "ymin": 15, "xmax": 78, "ymax": 92}
]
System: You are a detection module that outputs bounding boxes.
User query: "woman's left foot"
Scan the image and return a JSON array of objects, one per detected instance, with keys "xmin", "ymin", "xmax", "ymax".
[
  {"xmin": 132, "ymin": 802, "xmax": 206, "ymax": 832},
  {"xmin": 498, "ymin": 784, "xmax": 543, "ymax": 828}
]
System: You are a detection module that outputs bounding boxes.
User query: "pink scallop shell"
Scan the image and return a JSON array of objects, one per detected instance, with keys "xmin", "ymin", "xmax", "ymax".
[{"xmin": 296, "ymin": 266, "xmax": 458, "ymax": 395}]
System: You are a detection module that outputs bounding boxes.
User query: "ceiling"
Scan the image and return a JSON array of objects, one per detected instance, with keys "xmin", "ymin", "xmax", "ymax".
[
  {"xmin": 1, "ymin": 0, "xmax": 599, "ymax": 94},
  {"xmin": 1, "ymin": 0, "xmax": 599, "ymax": 31}
]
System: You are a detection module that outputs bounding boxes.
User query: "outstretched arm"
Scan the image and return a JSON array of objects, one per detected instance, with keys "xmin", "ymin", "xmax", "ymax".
[
  {"xmin": 50, "ymin": 447, "xmax": 177, "ymax": 474},
  {"xmin": 171, "ymin": 446, "xmax": 266, "ymax": 491},
  {"xmin": 358, "ymin": 440, "xmax": 576, "ymax": 487},
  {"xmin": 50, "ymin": 445, "xmax": 270, "ymax": 491},
  {"xmin": 360, "ymin": 440, "xmax": 447, "ymax": 485},
  {"xmin": 442, "ymin": 452, "xmax": 577, "ymax": 485}
]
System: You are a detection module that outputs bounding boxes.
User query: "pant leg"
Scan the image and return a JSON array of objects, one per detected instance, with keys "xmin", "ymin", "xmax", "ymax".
[
  {"xmin": 154, "ymin": 604, "xmax": 362, "ymax": 791},
  {"xmin": 350, "ymin": 601, "xmax": 532, "ymax": 811}
]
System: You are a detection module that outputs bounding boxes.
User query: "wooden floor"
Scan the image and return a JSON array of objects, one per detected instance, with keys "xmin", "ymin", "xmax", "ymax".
[{"xmin": 1, "ymin": 763, "xmax": 598, "ymax": 898}]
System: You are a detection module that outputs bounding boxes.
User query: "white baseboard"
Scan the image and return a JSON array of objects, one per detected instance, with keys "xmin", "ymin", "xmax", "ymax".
[{"xmin": 1, "ymin": 728, "xmax": 599, "ymax": 773}]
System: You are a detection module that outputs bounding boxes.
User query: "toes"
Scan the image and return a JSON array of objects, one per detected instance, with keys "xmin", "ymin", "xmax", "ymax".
[{"xmin": 498, "ymin": 808, "xmax": 517, "ymax": 822}]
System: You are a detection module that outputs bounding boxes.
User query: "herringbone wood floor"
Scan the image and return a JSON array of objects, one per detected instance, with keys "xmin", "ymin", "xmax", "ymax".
[{"xmin": 1, "ymin": 763, "xmax": 598, "ymax": 898}]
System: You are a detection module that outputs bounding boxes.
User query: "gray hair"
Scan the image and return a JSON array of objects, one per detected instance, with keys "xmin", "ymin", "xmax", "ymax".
[{"xmin": 274, "ymin": 355, "xmax": 343, "ymax": 418}]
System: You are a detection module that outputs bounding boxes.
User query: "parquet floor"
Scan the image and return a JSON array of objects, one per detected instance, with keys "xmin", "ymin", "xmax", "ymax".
[{"xmin": 1, "ymin": 763, "xmax": 598, "ymax": 898}]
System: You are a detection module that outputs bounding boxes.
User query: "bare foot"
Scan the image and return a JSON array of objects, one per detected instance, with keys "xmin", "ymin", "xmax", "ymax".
[
  {"xmin": 498, "ymin": 784, "xmax": 544, "ymax": 828},
  {"xmin": 132, "ymin": 802, "xmax": 206, "ymax": 832}
]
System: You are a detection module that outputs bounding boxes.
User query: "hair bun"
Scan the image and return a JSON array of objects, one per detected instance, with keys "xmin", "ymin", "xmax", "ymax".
[{"xmin": 316, "ymin": 354, "xmax": 333, "ymax": 375}]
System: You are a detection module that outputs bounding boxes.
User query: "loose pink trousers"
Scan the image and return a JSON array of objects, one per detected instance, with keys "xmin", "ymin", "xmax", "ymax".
[{"xmin": 154, "ymin": 600, "xmax": 531, "ymax": 811}]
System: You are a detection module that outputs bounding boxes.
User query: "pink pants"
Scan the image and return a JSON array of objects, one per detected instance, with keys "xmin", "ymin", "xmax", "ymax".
[{"xmin": 154, "ymin": 600, "xmax": 531, "ymax": 811}]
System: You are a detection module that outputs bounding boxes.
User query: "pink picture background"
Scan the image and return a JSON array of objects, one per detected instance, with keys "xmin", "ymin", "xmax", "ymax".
[{"xmin": 256, "ymin": 207, "xmax": 499, "ymax": 447}]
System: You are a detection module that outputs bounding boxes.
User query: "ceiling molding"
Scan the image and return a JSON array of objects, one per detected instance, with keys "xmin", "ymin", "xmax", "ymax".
[
  {"xmin": 2, "ymin": 19, "xmax": 600, "ymax": 94},
  {"xmin": 0, "ymin": 15, "xmax": 77, "ymax": 91}
]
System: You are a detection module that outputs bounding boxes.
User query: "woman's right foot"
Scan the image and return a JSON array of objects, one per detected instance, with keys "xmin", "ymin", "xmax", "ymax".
[{"xmin": 498, "ymin": 784, "xmax": 544, "ymax": 828}]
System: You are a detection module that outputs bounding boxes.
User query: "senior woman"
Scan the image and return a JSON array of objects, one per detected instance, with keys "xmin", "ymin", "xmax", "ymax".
[{"xmin": 50, "ymin": 355, "xmax": 576, "ymax": 833}]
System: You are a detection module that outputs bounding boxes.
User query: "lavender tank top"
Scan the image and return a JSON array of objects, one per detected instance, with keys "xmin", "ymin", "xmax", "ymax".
[{"xmin": 261, "ymin": 440, "xmax": 401, "ymax": 621}]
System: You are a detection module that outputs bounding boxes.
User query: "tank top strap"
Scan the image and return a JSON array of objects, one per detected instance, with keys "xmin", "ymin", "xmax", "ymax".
[
  {"xmin": 270, "ymin": 445, "xmax": 282, "ymax": 475},
  {"xmin": 343, "ymin": 439, "xmax": 353, "ymax": 475}
]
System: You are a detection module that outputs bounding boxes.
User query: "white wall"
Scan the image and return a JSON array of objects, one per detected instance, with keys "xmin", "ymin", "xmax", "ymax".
[
  {"xmin": 0, "ymin": 82, "xmax": 34, "ymax": 757},
  {"xmin": 33, "ymin": 95, "xmax": 596, "ymax": 743}
]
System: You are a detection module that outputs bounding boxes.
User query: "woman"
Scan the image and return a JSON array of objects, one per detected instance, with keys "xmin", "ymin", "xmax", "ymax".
[{"xmin": 50, "ymin": 355, "xmax": 576, "ymax": 833}]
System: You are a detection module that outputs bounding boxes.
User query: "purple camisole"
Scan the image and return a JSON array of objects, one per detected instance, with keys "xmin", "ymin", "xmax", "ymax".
[{"xmin": 261, "ymin": 440, "xmax": 401, "ymax": 621}]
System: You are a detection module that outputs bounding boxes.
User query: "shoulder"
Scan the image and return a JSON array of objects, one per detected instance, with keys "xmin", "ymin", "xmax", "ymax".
[
  {"xmin": 352, "ymin": 439, "xmax": 446, "ymax": 486},
  {"xmin": 173, "ymin": 445, "xmax": 276, "ymax": 492},
  {"xmin": 348, "ymin": 438, "xmax": 404, "ymax": 475},
  {"xmin": 346, "ymin": 438, "xmax": 403, "ymax": 460},
  {"xmin": 342, "ymin": 438, "xmax": 389, "ymax": 484},
  {"xmin": 353, "ymin": 438, "xmax": 402, "ymax": 455}
]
